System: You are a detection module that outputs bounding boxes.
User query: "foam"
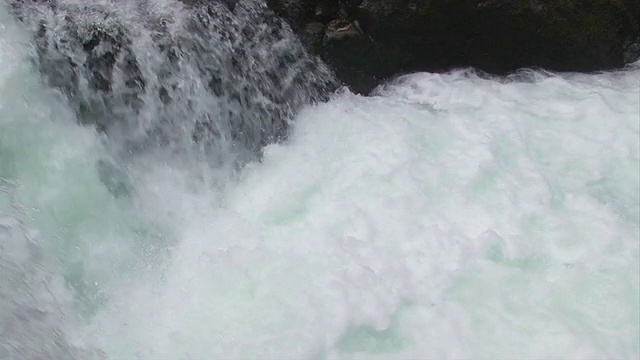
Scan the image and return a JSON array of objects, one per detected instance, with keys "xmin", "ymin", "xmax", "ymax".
[
  {"xmin": 2, "ymin": 3, "xmax": 639, "ymax": 357},
  {"xmin": 88, "ymin": 69, "xmax": 639, "ymax": 358}
]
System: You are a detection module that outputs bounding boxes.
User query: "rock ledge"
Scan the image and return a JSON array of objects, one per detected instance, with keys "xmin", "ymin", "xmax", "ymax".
[{"xmin": 268, "ymin": 0, "xmax": 640, "ymax": 93}]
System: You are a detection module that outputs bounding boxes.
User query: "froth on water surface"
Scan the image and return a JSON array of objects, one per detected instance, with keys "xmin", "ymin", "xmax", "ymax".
[
  {"xmin": 84, "ymin": 67, "xmax": 638, "ymax": 358},
  {"xmin": 1, "ymin": 1, "xmax": 640, "ymax": 359}
]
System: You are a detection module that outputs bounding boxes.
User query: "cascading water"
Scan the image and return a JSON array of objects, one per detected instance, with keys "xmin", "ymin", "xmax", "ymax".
[
  {"xmin": 1, "ymin": 0, "xmax": 639, "ymax": 359},
  {"xmin": 9, "ymin": 0, "xmax": 335, "ymax": 162}
]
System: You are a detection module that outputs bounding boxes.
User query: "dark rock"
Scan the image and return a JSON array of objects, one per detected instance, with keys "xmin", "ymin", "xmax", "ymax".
[
  {"xmin": 323, "ymin": 19, "xmax": 379, "ymax": 94},
  {"xmin": 267, "ymin": 0, "xmax": 640, "ymax": 93},
  {"xmin": 7, "ymin": 0, "xmax": 336, "ymax": 159},
  {"xmin": 96, "ymin": 159, "xmax": 133, "ymax": 198}
]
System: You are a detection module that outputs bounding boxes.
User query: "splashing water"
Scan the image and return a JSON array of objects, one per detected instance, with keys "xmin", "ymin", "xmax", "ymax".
[
  {"xmin": 8, "ymin": 0, "xmax": 335, "ymax": 161},
  {"xmin": 1, "ymin": 1, "xmax": 639, "ymax": 359}
]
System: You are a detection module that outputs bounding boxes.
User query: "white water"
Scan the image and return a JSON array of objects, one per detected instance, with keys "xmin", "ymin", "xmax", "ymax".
[{"xmin": 1, "ymin": 4, "xmax": 639, "ymax": 359}]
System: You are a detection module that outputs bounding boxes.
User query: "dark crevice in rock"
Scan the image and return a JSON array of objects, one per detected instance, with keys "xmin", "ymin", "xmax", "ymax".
[{"xmin": 267, "ymin": 0, "xmax": 640, "ymax": 94}]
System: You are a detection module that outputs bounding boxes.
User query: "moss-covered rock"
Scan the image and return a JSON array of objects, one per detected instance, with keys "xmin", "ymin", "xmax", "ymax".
[{"xmin": 268, "ymin": 0, "xmax": 640, "ymax": 93}]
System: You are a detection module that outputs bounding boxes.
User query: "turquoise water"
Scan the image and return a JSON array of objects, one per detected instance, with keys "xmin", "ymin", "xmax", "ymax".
[{"xmin": 1, "ymin": 4, "xmax": 639, "ymax": 359}]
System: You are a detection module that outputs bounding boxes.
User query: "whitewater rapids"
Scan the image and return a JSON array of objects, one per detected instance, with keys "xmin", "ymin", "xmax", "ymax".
[{"xmin": 1, "ymin": 3, "xmax": 639, "ymax": 359}]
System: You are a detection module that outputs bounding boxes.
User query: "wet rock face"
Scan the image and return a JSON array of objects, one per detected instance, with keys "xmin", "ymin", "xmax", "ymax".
[
  {"xmin": 268, "ymin": 0, "xmax": 640, "ymax": 93},
  {"xmin": 7, "ymin": 0, "xmax": 337, "ymax": 158}
]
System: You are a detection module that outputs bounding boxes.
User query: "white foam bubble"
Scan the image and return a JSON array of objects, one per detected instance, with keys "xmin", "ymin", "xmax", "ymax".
[{"xmin": 86, "ymin": 68, "xmax": 639, "ymax": 359}]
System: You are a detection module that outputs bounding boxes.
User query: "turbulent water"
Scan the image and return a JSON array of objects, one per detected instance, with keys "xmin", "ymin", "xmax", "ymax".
[{"xmin": 1, "ymin": 1, "xmax": 639, "ymax": 359}]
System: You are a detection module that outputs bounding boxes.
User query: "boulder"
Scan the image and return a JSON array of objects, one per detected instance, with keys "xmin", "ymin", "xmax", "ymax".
[
  {"xmin": 7, "ymin": 0, "xmax": 336, "ymax": 156},
  {"xmin": 268, "ymin": 0, "xmax": 640, "ymax": 93}
]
